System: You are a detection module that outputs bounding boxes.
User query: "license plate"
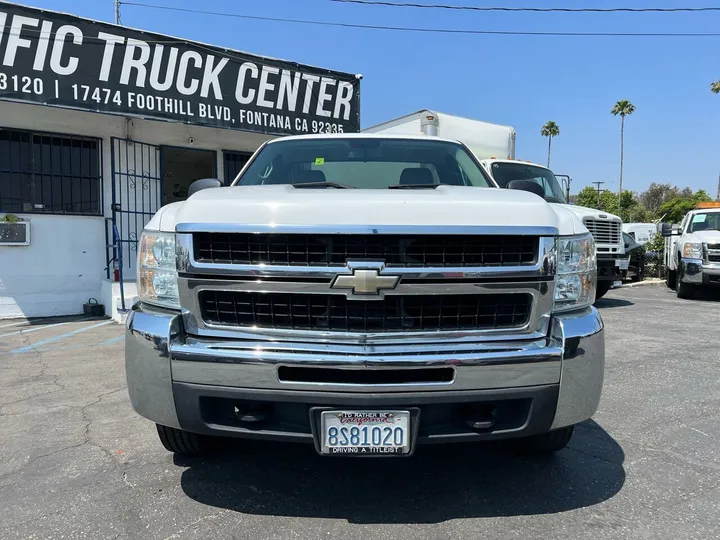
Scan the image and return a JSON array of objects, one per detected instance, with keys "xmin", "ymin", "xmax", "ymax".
[
  {"xmin": 320, "ymin": 410, "xmax": 411, "ymax": 455},
  {"xmin": 617, "ymin": 258, "xmax": 630, "ymax": 270},
  {"xmin": 613, "ymin": 280, "xmax": 623, "ymax": 288}
]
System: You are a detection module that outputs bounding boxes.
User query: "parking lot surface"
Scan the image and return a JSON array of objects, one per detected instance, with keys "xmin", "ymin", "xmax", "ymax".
[{"xmin": 1, "ymin": 285, "xmax": 719, "ymax": 540}]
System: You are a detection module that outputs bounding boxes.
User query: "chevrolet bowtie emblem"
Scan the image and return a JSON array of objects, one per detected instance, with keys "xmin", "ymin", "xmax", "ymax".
[{"xmin": 331, "ymin": 264, "xmax": 400, "ymax": 298}]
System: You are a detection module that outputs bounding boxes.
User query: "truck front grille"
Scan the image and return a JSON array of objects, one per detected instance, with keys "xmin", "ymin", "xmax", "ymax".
[
  {"xmin": 199, "ymin": 291, "xmax": 532, "ymax": 332},
  {"xmin": 192, "ymin": 233, "xmax": 538, "ymax": 267},
  {"xmin": 583, "ymin": 219, "xmax": 622, "ymax": 245},
  {"xmin": 706, "ymin": 244, "xmax": 720, "ymax": 262}
]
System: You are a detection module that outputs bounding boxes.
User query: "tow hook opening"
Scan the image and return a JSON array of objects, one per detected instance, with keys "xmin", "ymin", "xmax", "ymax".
[
  {"xmin": 234, "ymin": 403, "xmax": 273, "ymax": 424},
  {"xmin": 462, "ymin": 404, "xmax": 497, "ymax": 431}
]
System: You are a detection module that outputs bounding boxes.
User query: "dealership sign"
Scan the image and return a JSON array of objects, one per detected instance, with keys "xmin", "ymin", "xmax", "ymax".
[{"xmin": 0, "ymin": 2, "xmax": 360, "ymax": 134}]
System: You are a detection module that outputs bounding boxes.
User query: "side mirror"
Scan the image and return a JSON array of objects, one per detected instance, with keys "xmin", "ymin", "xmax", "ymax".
[
  {"xmin": 506, "ymin": 179, "xmax": 545, "ymax": 198},
  {"xmin": 188, "ymin": 178, "xmax": 222, "ymax": 197},
  {"xmin": 659, "ymin": 222, "xmax": 676, "ymax": 238}
]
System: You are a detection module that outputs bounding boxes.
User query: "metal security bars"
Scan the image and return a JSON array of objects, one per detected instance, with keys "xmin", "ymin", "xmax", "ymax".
[
  {"xmin": 0, "ymin": 127, "xmax": 101, "ymax": 215},
  {"xmin": 110, "ymin": 138, "xmax": 162, "ymax": 278},
  {"xmin": 223, "ymin": 150, "xmax": 252, "ymax": 185}
]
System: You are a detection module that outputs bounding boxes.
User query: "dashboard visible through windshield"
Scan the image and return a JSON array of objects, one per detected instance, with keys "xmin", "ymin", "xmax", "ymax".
[
  {"xmin": 688, "ymin": 212, "xmax": 720, "ymax": 233},
  {"xmin": 234, "ymin": 137, "xmax": 493, "ymax": 189},
  {"xmin": 490, "ymin": 162, "xmax": 567, "ymax": 204}
]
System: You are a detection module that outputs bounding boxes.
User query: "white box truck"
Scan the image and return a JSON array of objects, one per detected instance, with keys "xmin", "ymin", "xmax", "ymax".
[
  {"xmin": 364, "ymin": 109, "xmax": 626, "ymax": 299},
  {"xmin": 363, "ymin": 110, "xmax": 516, "ymax": 161}
]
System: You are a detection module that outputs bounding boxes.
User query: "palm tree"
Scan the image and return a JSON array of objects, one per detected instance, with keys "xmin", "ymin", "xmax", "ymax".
[
  {"xmin": 540, "ymin": 121, "xmax": 560, "ymax": 168},
  {"xmin": 712, "ymin": 80, "xmax": 720, "ymax": 94},
  {"xmin": 611, "ymin": 100, "xmax": 636, "ymax": 215}
]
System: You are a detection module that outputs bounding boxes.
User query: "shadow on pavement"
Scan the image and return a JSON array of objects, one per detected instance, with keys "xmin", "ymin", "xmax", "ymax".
[
  {"xmin": 687, "ymin": 288, "xmax": 720, "ymax": 302},
  {"xmin": 177, "ymin": 419, "xmax": 624, "ymax": 524},
  {"xmin": 594, "ymin": 297, "xmax": 634, "ymax": 309}
]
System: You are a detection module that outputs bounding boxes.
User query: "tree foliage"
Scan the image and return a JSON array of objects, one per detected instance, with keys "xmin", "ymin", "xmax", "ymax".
[
  {"xmin": 574, "ymin": 184, "xmax": 713, "ymax": 224},
  {"xmin": 712, "ymin": 80, "xmax": 720, "ymax": 94},
  {"xmin": 657, "ymin": 189, "xmax": 712, "ymax": 224},
  {"xmin": 540, "ymin": 121, "xmax": 560, "ymax": 138},
  {"xmin": 611, "ymin": 100, "xmax": 636, "ymax": 118},
  {"xmin": 639, "ymin": 183, "xmax": 679, "ymax": 214}
]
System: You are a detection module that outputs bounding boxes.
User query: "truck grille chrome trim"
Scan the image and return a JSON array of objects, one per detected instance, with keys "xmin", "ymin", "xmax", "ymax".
[
  {"xmin": 176, "ymin": 229, "xmax": 556, "ymax": 344},
  {"xmin": 178, "ymin": 277, "xmax": 553, "ymax": 343},
  {"xmin": 705, "ymin": 244, "xmax": 720, "ymax": 262}
]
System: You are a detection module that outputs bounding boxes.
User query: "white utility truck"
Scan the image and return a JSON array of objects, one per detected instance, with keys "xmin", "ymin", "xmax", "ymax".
[
  {"xmin": 623, "ymin": 223, "xmax": 657, "ymax": 245},
  {"xmin": 660, "ymin": 202, "xmax": 720, "ymax": 298},
  {"xmin": 364, "ymin": 110, "xmax": 626, "ymax": 299},
  {"xmin": 126, "ymin": 133, "xmax": 605, "ymax": 457}
]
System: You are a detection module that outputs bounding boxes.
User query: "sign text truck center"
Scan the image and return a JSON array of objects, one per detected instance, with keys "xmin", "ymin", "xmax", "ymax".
[{"xmin": 0, "ymin": 1, "xmax": 360, "ymax": 319}]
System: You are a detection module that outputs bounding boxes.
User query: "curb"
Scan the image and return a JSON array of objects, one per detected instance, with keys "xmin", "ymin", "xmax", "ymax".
[{"xmin": 622, "ymin": 279, "xmax": 665, "ymax": 288}]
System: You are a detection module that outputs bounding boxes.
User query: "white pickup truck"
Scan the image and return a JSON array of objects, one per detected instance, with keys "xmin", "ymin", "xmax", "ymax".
[
  {"xmin": 364, "ymin": 110, "xmax": 626, "ymax": 299},
  {"xmin": 661, "ymin": 203, "xmax": 720, "ymax": 298},
  {"xmin": 126, "ymin": 133, "xmax": 604, "ymax": 458}
]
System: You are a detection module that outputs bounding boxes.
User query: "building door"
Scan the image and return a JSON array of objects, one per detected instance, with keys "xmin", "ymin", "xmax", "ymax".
[
  {"xmin": 160, "ymin": 146, "xmax": 216, "ymax": 205},
  {"xmin": 110, "ymin": 137, "xmax": 161, "ymax": 280}
]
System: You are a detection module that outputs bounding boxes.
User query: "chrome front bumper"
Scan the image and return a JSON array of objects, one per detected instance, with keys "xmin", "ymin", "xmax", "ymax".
[
  {"xmin": 681, "ymin": 258, "xmax": 720, "ymax": 284},
  {"xmin": 125, "ymin": 303, "xmax": 604, "ymax": 435}
]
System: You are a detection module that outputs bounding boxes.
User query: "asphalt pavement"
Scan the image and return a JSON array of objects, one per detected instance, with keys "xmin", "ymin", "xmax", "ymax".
[{"xmin": 1, "ymin": 285, "xmax": 719, "ymax": 540}]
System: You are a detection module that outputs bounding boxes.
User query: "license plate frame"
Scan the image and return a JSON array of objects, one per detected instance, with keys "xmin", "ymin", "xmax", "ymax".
[{"xmin": 310, "ymin": 407, "xmax": 420, "ymax": 457}]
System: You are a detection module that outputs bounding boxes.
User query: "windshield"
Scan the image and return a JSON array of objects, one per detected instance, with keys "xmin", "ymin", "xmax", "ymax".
[
  {"xmin": 688, "ymin": 212, "xmax": 720, "ymax": 233},
  {"xmin": 489, "ymin": 162, "xmax": 567, "ymax": 204},
  {"xmin": 234, "ymin": 137, "xmax": 492, "ymax": 188}
]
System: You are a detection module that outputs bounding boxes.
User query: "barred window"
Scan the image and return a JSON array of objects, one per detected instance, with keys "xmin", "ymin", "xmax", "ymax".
[
  {"xmin": 223, "ymin": 150, "xmax": 252, "ymax": 185},
  {"xmin": 0, "ymin": 128, "xmax": 102, "ymax": 216}
]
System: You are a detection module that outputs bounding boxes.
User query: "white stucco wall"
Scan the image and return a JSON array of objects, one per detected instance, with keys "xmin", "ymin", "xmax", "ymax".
[
  {"xmin": 0, "ymin": 101, "xmax": 273, "ymax": 319},
  {"xmin": 0, "ymin": 215, "xmax": 104, "ymax": 318}
]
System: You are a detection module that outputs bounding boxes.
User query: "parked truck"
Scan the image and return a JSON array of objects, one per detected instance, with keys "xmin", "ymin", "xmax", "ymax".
[
  {"xmin": 126, "ymin": 133, "xmax": 605, "ymax": 457},
  {"xmin": 364, "ymin": 110, "xmax": 626, "ymax": 299},
  {"xmin": 660, "ymin": 202, "xmax": 720, "ymax": 298}
]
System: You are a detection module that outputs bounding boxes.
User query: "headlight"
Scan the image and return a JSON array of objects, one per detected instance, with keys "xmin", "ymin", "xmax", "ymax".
[
  {"xmin": 682, "ymin": 243, "xmax": 703, "ymax": 259},
  {"xmin": 138, "ymin": 231, "xmax": 180, "ymax": 309},
  {"xmin": 554, "ymin": 233, "xmax": 597, "ymax": 312}
]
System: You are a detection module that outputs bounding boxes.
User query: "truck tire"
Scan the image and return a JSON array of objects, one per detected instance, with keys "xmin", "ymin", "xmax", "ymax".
[
  {"xmin": 512, "ymin": 426, "xmax": 574, "ymax": 455},
  {"xmin": 665, "ymin": 268, "xmax": 677, "ymax": 290},
  {"xmin": 631, "ymin": 260, "xmax": 645, "ymax": 282},
  {"xmin": 676, "ymin": 275, "xmax": 696, "ymax": 299},
  {"xmin": 156, "ymin": 424, "xmax": 208, "ymax": 455},
  {"xmin": 594, "ymin": 281, "xmax": 612, "ymax": 301}
]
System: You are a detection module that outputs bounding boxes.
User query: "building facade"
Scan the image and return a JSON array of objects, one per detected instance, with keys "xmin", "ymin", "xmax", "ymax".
[{"xmin": 0, "ymin": 2, "xmax": 360, "ymax": 319}]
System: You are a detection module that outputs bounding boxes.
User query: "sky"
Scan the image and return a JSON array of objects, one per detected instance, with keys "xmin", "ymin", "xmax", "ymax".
[{"xmin": 15, "ymin": 0, "xmax": 720, "ymax": 197}]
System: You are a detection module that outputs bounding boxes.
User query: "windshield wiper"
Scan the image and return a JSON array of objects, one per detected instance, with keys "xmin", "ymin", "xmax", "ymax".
[
  {"xmin": 291, "ymin": 182, "xmax": 351, "ymax": 189},
  {"xmin": 388, "ymin": 184, "xmax": 441, "ymax": 190},
  {"xmin": 545, "ymin": 196, "xmax": 566, "ymax": 204}
]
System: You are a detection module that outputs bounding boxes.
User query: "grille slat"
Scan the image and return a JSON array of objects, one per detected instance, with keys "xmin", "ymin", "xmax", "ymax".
[
  {"xmin": 583, "ymin": 220, "xmax": 622, "ymax": 245},
  {"xmin": 193, "ymin": 233, "xmax": 538, "ymax": 267},
  {"xmin": 200, "ymin": 291, "xmax": 532, "ymax": 332}
]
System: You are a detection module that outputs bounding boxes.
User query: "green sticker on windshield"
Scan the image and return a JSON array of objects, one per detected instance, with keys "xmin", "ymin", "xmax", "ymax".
[
  {"xmin": 692, "ymin": 214, "xmax": 707, "ymax": 223},
  {"xmin": 315, "ymin": 158, "xmax": 325, "ymax": 165}
]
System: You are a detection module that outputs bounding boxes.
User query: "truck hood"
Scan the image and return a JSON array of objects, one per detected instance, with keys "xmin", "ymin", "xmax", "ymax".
[
  {"xmin": 554, "ymin": 203, "xmax": 622, "ymax": 222},
  {"xmin": 687, "ymin": 230, "xmax": 720, "ymax": 244},
  {"xmin": 148, "ymin": 185, "xmax": 580, "ymax": 235}
]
